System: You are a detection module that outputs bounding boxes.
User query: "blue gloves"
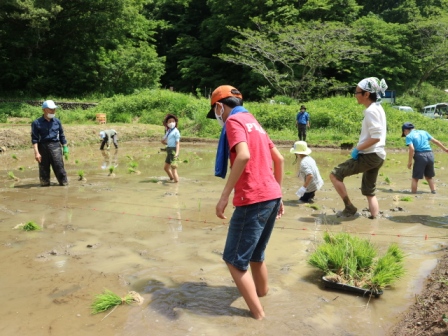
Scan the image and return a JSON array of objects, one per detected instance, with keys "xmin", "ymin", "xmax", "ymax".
[{"xmin": 351, "ymin": 148, "xmax": 359, "ymax": 160}]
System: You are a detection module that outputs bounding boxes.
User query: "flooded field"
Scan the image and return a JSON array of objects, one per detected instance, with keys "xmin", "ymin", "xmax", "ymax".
[{"xmin": 1, "ymin": 141, "xmax": 447, "ymax": 336}]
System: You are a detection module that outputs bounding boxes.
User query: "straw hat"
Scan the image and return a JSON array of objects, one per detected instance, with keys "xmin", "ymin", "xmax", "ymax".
[{"xmin": 290, "ymin": 141, "xmax": 312, "ymax": 155}]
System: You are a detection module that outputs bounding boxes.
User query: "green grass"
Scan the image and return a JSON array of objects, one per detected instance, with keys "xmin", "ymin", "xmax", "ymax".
[
  {"xmin": 11, "ymin": 154, "xmax": 18, "ymax": 160},
  {"xmin": 400, "ymin": 196, "xmax": 413, "ymax": 202},
  {"xmin": 7, "ymin": 171, "xmax": 16, "ymax": 180},
  {"xmin": 108, "ymin": 166, "xmax": 115, "ymax": 174},
  {"xmin": 308, "ymin": 232, "xmax": 405, "ymax": 291},
  {"xmin": 18, "ymin": 166, "xmax": 25, "ymax": 171},
  {"xmin": 22, "ymin": 221, "xmax": 41, "ymax": 231}
]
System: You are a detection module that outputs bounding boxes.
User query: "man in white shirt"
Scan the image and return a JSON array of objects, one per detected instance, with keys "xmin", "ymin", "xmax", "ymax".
[{"xmin": 329, "ymin": 77, "xmax": 388, "ymax": 219}]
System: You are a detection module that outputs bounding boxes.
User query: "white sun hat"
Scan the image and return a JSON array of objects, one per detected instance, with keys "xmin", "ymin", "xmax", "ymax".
[{"xmin": 290, "ymin": 141, "xmax": 312, "ymax": 155}]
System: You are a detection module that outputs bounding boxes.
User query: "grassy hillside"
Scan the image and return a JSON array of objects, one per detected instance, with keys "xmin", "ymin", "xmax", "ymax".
[{"xmin": 1, "ymin": 89, "xmax": 447, "ymax": 148}]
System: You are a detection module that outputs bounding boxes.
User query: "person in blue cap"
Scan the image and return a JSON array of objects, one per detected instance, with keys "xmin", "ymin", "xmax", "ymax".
[
  {"xmin": 31, "ymin": 100, "xmax": 69, "ymax": 186},
  {"xmin": 402, "ymin": 122, "xmax": 448, "ymax": 193}
]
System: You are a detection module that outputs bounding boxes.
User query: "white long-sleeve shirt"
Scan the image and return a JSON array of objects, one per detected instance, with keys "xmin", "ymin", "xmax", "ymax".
[{"xmin": 357, "ymin": 102, "xmax": 387, "ymax": 160}]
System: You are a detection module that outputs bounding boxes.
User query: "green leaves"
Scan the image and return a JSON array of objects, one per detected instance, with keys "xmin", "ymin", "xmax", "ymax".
[{"xmin": 220, "ymin": 21, "xmax": 373, "ymax": 100}]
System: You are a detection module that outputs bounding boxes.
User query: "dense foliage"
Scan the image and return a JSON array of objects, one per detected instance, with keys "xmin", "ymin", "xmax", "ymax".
[
  {"xmin": 2, "ymin": 89, "xmax": 448, "ymax": 147},
  {"xmin": 2, "ymin": 0, "xmax": 448, "ymax": 102}
]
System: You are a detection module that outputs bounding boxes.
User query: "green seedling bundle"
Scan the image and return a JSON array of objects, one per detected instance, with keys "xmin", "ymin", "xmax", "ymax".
[
  {"xmin": 22, "ymin": 221, "xmax": 42, "ymax": 231},
  {"xmin": 308, "ymin": 232, "xmax": 405, "ymax": 292},
  {"xmin": 91, "ymin": 289, "xmax": 143, "ymax": 315}
]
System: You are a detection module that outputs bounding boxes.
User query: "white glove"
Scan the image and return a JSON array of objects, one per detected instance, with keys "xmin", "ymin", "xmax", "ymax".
[{"xmin": 296, "ymin": 186, "xmax": 307, "ymax": 198}]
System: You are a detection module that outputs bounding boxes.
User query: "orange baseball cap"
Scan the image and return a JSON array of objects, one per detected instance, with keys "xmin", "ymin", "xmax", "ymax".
[{"xmin": 207, "ymin": 85, "xmax": 243, "ymax": 118}]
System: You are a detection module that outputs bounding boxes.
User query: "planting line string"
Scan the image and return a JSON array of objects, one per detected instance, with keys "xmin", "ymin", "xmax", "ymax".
[{"xmin": 6, "ymin": 196, "xmax": 448, "ymax": 241}]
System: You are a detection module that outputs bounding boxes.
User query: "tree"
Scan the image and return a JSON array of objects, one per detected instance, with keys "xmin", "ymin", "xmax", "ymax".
[
  {"xmin": 219, "ymin": 21, "xmax": 374, "ymax": 99},
  {"xmin": 0, "ymin": 0, "xmax": 164, "ymax": 96}
]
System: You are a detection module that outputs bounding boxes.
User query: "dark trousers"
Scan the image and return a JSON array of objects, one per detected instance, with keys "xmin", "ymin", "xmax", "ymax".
[
  {"xmin": 38, "ymin": 142, "xmax": 68, "ymax": 186},
  {"xmin": 300, "ymin": 191, "xmax": 315, "ymax": 202},
  {"xmin": 100, "ymin": 135, "xmax": 118, "ymax": 150},
  {"xmin": 298, "ymin": 124, "xmax": 307, "ymax": 141}
]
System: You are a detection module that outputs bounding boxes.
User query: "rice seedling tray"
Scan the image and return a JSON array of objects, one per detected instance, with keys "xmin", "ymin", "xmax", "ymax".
[{"xmin": 322, "ymin": 276, "xmax": 383, "ymax": 298}]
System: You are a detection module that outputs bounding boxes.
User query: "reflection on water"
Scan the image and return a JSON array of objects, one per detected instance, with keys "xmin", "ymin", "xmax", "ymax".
[{"xmin": 0, "ymin": 143, "xmax": 447, "ymax": 336}]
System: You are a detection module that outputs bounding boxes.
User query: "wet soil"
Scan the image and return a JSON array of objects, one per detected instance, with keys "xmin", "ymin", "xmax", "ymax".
[
  {"xmin": 390, "ymin": 252, "xmax": 448, "ymax": 336},
  {"xmin": 1, "ymin": 125, "xmax": 448, "ymax": 335}
]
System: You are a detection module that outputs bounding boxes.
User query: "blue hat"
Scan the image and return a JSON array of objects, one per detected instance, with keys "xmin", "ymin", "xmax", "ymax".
[
  {"xmin": 401, "ymin": 122, "xmax": 414, "ymax": 137},
  {"xmin": 42, "ymin": 100, "xmax": 58, "ymax": 109}
]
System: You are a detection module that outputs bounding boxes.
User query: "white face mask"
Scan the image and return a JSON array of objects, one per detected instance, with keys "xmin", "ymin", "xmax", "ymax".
[
  {"xmin": 47, "ymin": 113, "xmax": 55, "ymax": 119},
  {"xmin": 168, "ymin": 122, "xmax": 176, "ymax": 129},
  {"xmin": 214, "ymin": 104, "xmax": 225, "ymax": 127}
]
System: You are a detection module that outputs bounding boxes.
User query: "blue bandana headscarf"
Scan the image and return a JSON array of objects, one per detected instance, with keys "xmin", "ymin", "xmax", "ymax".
[{"xmin": 214, "ymin": 106, "xmax": 248, "ymax": 178}]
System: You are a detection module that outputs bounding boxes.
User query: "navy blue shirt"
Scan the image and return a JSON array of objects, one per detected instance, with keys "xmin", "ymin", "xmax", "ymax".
[
  {"xmin": 296, "ymin": 111, "xmax": 310, "ymax": 125},
  {"xmin": 31, "ymin": 116, "xmax": 67, "ymax": 145}
]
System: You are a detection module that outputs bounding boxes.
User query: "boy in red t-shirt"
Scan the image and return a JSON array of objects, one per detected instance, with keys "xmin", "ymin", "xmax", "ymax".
[{"xmin": 207, "ymin": 85, "xmax": 284, "ymax": 320}]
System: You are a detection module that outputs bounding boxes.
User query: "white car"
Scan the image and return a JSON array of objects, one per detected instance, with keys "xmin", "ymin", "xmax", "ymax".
[{"xmin": 392, "ymin": 106, "xmax": 414, "ymax": 112}]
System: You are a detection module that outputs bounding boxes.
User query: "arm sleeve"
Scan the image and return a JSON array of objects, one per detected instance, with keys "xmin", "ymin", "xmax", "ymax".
[
  {"xmin": 31, "ymin": 121, "xmax": 39, "ymax": 144},
  {"xmin": 58, "ymin": 120, "xmax": 67, "ymax": 145},
  {"xmin": 301, "ymin": 159, "xmax": 314, "ymax": 176},
  {"xmin": 405, "ymin": 135, "xmax": 412, "ymax": 146},
  {"xmin": 366, "ymin": 110, "xmax": 383, "ymax": 139}
]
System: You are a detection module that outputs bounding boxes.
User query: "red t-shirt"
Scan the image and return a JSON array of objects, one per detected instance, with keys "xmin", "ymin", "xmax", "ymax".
[{"xmin": 226, "ymin": 112, "xmax": 282, "ymax": 206}]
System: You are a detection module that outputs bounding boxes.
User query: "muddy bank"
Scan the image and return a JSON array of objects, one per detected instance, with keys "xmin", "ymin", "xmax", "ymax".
[
  {"xmin": 0, "ymin": 124, "xmax": 163, "ymax": 149},
  {"xmin": 0, "ymin": 124, "xmax": 382, "ymax": 150}
]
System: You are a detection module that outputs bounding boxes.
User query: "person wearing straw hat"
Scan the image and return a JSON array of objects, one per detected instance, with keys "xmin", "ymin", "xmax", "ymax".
[
  {"xmin": 401, "ymin": 122, "xmax": 448, "ymax": 194},
  {"xmin": 31, "ymin": 100, "xmax": 69, "ymax": 186},
  {"xmin": 207, "ymin": 85, "xmax": 284, "ymax": 320},
  {"xmin": 99, "ymin": 129, "xmax": 118, "ymax": 150},
  {"xmin": 329, "ymin": 77, "xmax": 388, "ymax": 219},
  {"xmin": 290, "ymin": 141, "xmax": 324, "ymax": 203}
]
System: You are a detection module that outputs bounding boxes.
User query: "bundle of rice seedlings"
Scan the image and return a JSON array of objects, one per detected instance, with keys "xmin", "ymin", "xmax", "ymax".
[
  {"xmin": 128, "ymin": 162, "xmax": 140, "ymax": 174},
  {"xmin": 22, "ymin": 221, "xmax": 41, "ymax": 231},
  {"xmin": 308, "ymin": 232, "xmax": 404, "ymax": 291},
  {"xmin": 8, "ymin": 171, "xmax": 19, "ymax": 181},
  {"xmin": 108, "ymin": 166, "xmax": 115, "ymax": 177},
  {"xmin": 91, "ymin": 290, "xmax": 143, "ymax": 315},
  {"xmin": 171, "ymin": 157, "xmax": 179, "ymax": 169},
  {"xmin": 77, "ymin": 170, "xmax": 86, "ymax": 181}
]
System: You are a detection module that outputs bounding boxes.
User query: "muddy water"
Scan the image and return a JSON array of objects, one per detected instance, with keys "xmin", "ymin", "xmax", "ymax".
[{"xmin": 1, "ymin": 142, "xmax": 447, "ymax": 336}]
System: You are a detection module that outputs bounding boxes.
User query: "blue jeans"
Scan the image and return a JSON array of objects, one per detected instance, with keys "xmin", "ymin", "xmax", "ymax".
[{"xmin": 223, "ymin": 198, "xmax": 281, "ymax": 271}]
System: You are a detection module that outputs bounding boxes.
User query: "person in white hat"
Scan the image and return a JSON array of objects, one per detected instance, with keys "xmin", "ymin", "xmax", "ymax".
[
  {"xmin": 99, "ymin": 129, "xmax": 118, "ymax": 150},
  {"xmin": 290, "ymin": 141, "xmax": 323, "ymax": 203},
  {"xmin": 31, "ymin": 100, "xmax": 69, "ymax": 186},
  {"xmin": 330, "ymin": 77, "xmax": 388, "ymax": 219}
]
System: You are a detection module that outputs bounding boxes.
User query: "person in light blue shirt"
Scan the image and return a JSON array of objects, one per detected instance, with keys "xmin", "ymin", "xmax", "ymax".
[
  {"xmin": 402, "ymin": 122, "xmax": 448, "ymax": 193},
  {"xmin": 161, "ymin": 114, "xmax": 181, "ymax": 182}
]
